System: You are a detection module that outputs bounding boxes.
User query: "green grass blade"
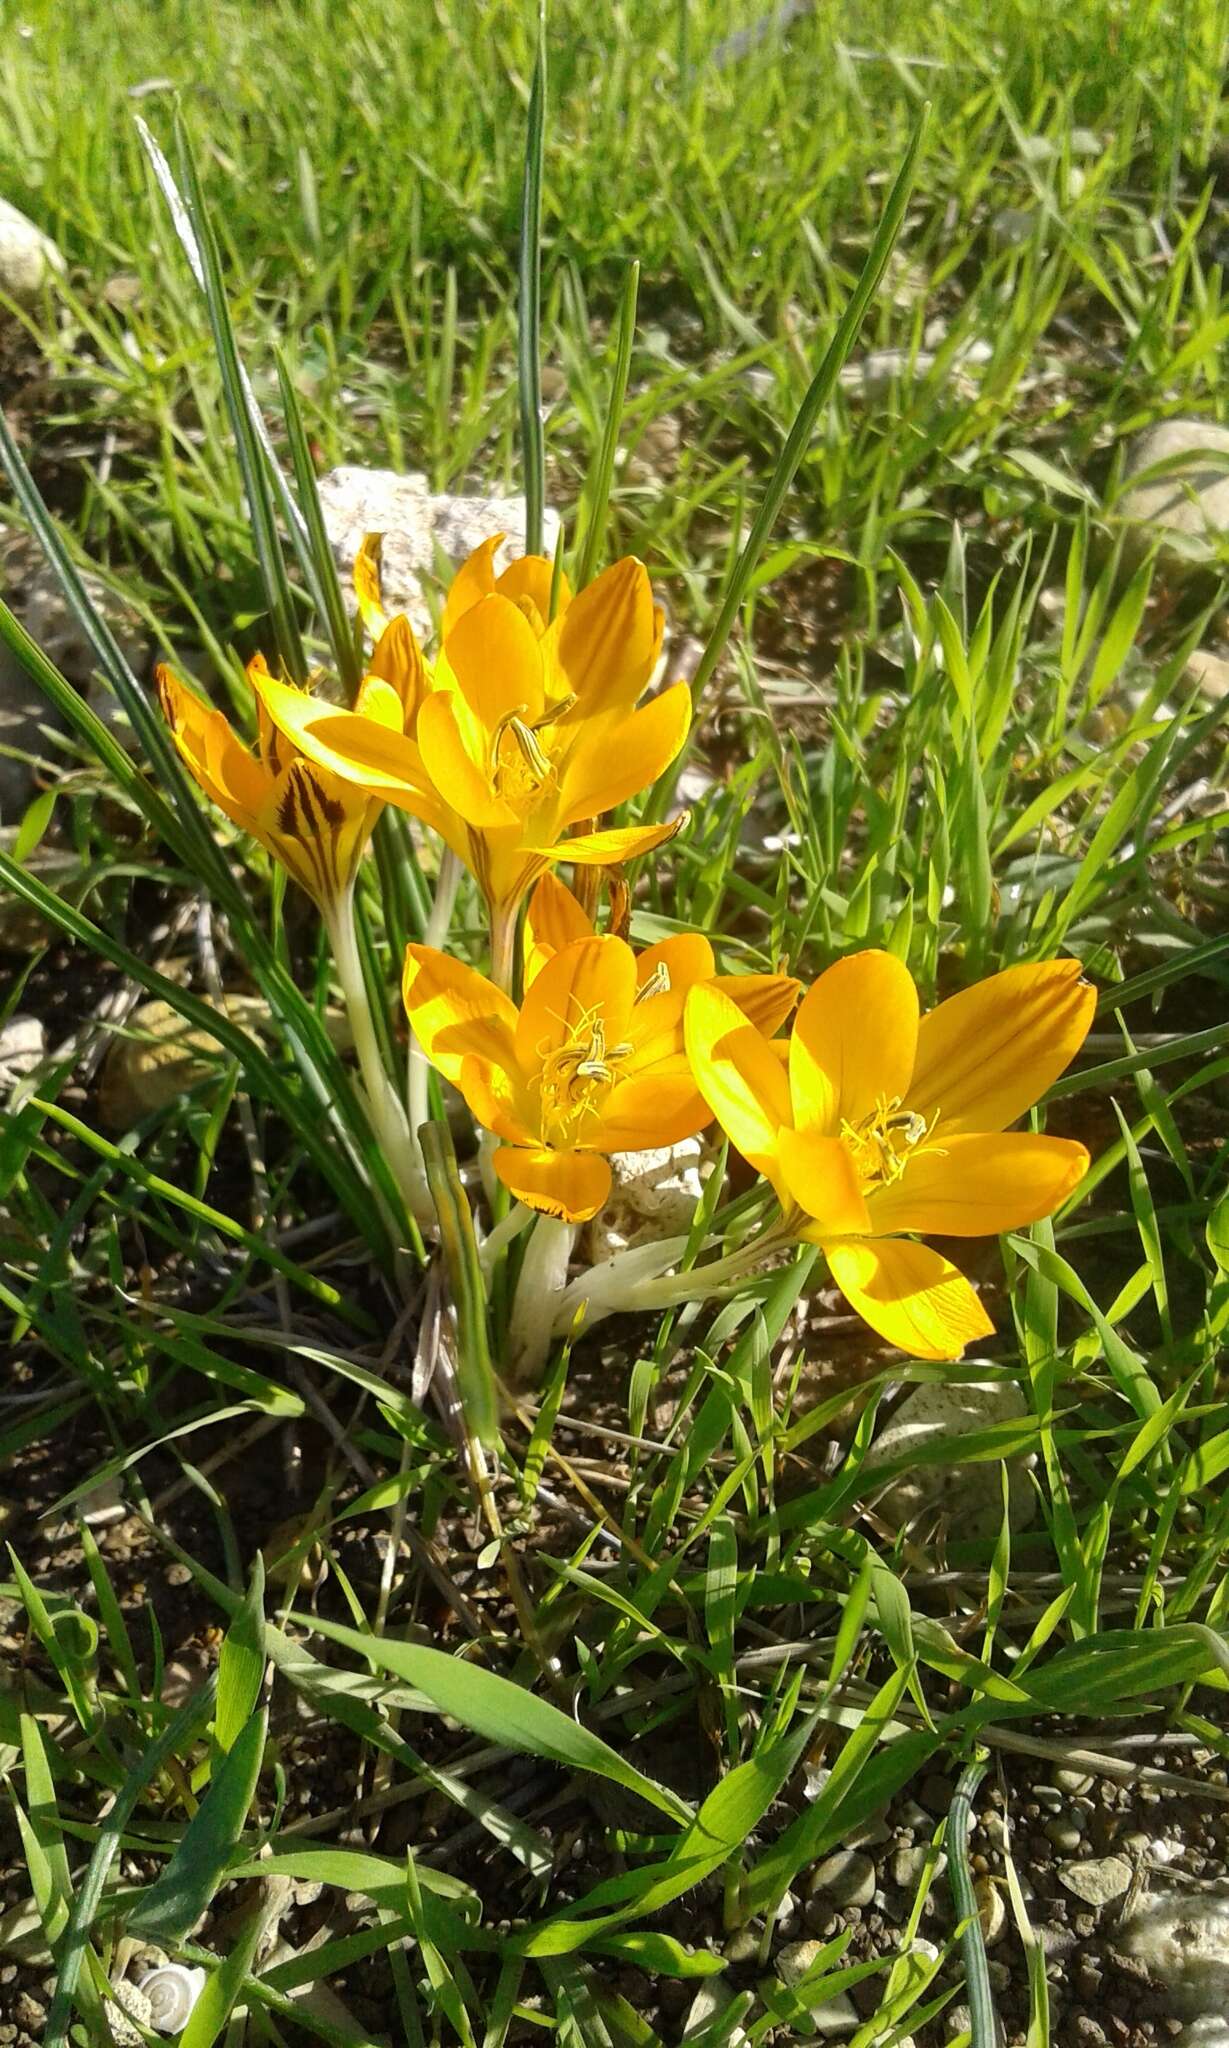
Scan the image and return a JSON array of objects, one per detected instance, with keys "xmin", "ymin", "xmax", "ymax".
[
  {"xmin": 41, "ymin": 1676, "xmax": 217, "ymax": 2046},
  {"xmin": 686, "ymin": 106, "xmax": 929, "ymax": 707},
  {"xmin": 575, "ymin": 259, "xmax": 640, "ymax": 588},
  {"xmin": 294, "ymin": 1612, "xmax": 693, "ymax": 1826},
  {"xmin": 518, "ymin": 5, "xmax": 547, "ymax": 557}
]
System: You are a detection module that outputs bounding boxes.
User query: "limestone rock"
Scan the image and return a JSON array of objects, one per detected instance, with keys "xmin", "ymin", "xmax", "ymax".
[
  {"xmin": 0, "ymin": 1007, "xmax": 45, "ymax": 1089},
  {"xmin": 1116, "ymin": 419, "xmax": 1229, "ymax": 569},
  {"xmin": 806, "ymin": 1848, "xmax": 876, "ymax": 1908},
  {"xmin": 98, "ymin": 996, "xmax": 272, "ymax": 1127},
  {"xmin": 1118, "ymin": 1885, "xmax": 1229, "ymax": 2020},
  {"xmin": 0, "ymin": 638, "xmax": 66, "ymax": 821},
  {"xmin": 582, "ymin": 1136, "xmax": 714, "ymax": 1262},
  {"xmin": 0, "ymin": 197, "xmax": 66, "ymax": 299},
  {"xmin": 1186, "ymin": 648, "xmax": 1229, "ymax": 702},
  {"xmin": 1058, "ymin": 1855, "xmax": 1131, "ymax": 1907},
  {"xmin": 0, "ymin": 528, "xmax": 150, "ymax": 761},
  {"xmin": 317, "ymin": 466, "xmax": 562, "ymax": 641},
  {"xmin": 858, "ymin": 1377, "xmax": 1035, "ymax": 1540}
]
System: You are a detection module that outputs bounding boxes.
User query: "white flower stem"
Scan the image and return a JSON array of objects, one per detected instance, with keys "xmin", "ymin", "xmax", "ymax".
[
  {"xmin": 479, "ymin": 1199, "xmax": 536, "ymax": 1278},
  {"xmin": 506, "ymin": 1213, "xmax": 578, "ymax": 1387},
  {"xmin": 551, "ymin": 1225, "xmax": 790, "ymax": 1337},
  {"xmin": 407, "ymin": 849, "xmax": 463, "ymax": 1142},
  {"xmin": 326, "ymin": 892, "xmax": 431, "ymax": 1228}
]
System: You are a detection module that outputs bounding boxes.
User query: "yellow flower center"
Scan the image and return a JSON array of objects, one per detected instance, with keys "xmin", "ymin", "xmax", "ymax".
[
  {"xmin": 841, "ymin": 1094, "xmax": 936, "ymax": 1192},
  {"xmin": 490, "ymin": 702, "xmax": 573, "ymax": 811},
  {"xmin": 536, "ymin": 1004, "xmax": 633, "ymax": 1145}
]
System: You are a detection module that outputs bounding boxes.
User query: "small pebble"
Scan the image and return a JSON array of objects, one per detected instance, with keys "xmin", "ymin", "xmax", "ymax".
[
  {"xmin": 807, "ymin": 1849, "xmax": 876, "ymax": 1908},
  {"xmin": 1058, "ymin": 1855, "xmax": 1132, "ymax": 1906},
  {"xmin": 1055, "ymin": 1768, "xmax": 1096, "ymax": 1797},
  {"xmin": 1046, "ymin": 1819, "xmax": 1085, "ymax": 1853}
]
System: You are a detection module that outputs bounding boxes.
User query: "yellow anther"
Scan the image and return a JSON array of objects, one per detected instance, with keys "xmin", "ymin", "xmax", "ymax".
[{"xmin": 635, "ymin": 963, "xmax": 672, "ymax": 1003}]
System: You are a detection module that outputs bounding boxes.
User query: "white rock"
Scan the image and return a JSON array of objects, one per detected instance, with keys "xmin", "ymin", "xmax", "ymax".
[
  {"xmin": 0, "ymin": 197, "xmax": 66, "ymax": 299},
  {"xmin": 104, "ymin": 1978, "xmax": 153, "ymax": 2048},
  {"xmin": 990, "ymin": 206, "xmax": 1039, "ymax": 249},
  {"xmin": 683, "ymin": 1978, "xmax": 738, "ymax": 2038},
  {"xmin": 858, "ymin": 1376, "xmax": 1035, "ymax": 1539},
  {"xmin": 0, "ymin": 527, "xmax": 150, "ymax": 739},
  {"xmin": 811, "ymin": 1994, "xmax": 858, "ymax": 2036},
  {"xmin": 1117, "ymin": 419, "xmax": 1229, "ymax": 569},
  {"xmin": 0, "ymin": 640, "xmax": 65, "ymax": 820},
  {"xmin": 0, "ymin": 1014, "xmax": 46, "ymax": 1092},
  {"xmin": 840, "ymin": 339, "xmax": 992, "ymax": 401},
  {"xmin": 582, "ymin": 1136, "xmax": 713, "ymax": 1262},
  {"xmin": 1119, "ymin": 1885, "xmax": 1229, "ymax": 2019},
  {"xmin": 1186, "ymin": 648, "xmax": 1229, "ymax": 701},
  {"xmin": 1058, "ymin": 1855, "xmax": 1132, "ymax": 1906},
  {"xmin": 1173, "ymin": 2020, "xmax": 1229, "ymax": 2048},
  {"xmin": 317, "ymin": 466, "xmax": 561, "ymax": 641}
]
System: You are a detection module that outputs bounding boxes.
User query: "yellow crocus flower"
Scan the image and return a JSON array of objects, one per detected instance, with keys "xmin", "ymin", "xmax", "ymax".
[
  {"xmin": 156, "ymin": 656, "xmax": 401, "ymax": 913},
  {"xmin": 248, "ymin": 540, "xmax": 690, "ymax": 966},
  {"xmin": 684, "ymin": 949, "xmax": 1095, "ymax": 1360},
  {"xmin": 402, "ymin": 893, "xmax": 799, "ymax": 1224}
]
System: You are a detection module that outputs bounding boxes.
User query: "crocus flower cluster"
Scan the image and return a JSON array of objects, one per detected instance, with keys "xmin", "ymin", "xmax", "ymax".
[{"xmin": 160, "ymin": 537, "xmax": 1094, "ymax": 1365}]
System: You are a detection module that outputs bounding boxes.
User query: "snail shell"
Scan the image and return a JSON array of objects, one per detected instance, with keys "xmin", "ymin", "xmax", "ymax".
[{"xmin": 136, "ymin": 1963, "xmax": 207, "ymax": 2033}]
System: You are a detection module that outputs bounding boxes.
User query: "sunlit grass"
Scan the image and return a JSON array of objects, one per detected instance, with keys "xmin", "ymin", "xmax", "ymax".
[{"xmin": 2, "ymin": 4, "xmax": 1229, "ymax": 2046}]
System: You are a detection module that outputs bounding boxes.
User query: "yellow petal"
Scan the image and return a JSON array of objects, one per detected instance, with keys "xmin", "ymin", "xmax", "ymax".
[
  {"xmin": 598, "ymin": 1062, "xmax": 713, "ymax": 1150},
  {"xmin": 719, "ymin": 972, "xmax": 801, "ymax": 1037},
  {"xmin": 908, "ymin": 960, "xmax": 1096, "ymax": 1136},
  {"xmin": 865, "ymin": 1132, "xmax": 1090, "ymax": 1237},
  {"xmin": 157, "ymin": 664, "xmax": 267, "ymax": 832},
  {"xmin": 263, "ymin": 759, "xmax": 374, "ymax": 908},
  {"xmin": 442, "ymin": 534, "xmax": 501, "ymax": 638},
  {"xmin": 547, "ymin": 556, "xmax": 661, "ymax": 711},
  {"xmin": 776, "ymin": 1127, "xmax": 872, "ymax": 1236},
  {"xmin": 636, "ymin": 933, "xmax": 715, "ymax": 994},
  {"xmin": 494, "ymin": 1144, "xmax": 611, "ymax": 1222},
  {"xmin": 558, "ymin": 682, "xmax": 691, "ymax": 822},
  {"xmin": 370, "ymin": 614, "xmax": 428, "ymax": 720},
  {"xmin": 354, "ymin": 533, "xmax": 389, "ymax": 641},
  {"xmin": 535, "ymin": 818, "xmax": 684, "ymax": 866},
  {"xmin": 516, "ymin": 935, "xmax": 636, "ymax": 1073},
  {"xmin": 683, "ymin": 981, "xmax": 791, "ymax": 1185},
  {"xmin": 622, "ymin": 937, "xmax": 712, "ymax": 1068},
  {"xmin": 496, "ymin": 553, "xmax": 567, "ymax": 634},
  {"xmin": 524, "ymin": 874, "xmax": 594, "ymax": 986},
  {"xmin": 825, "ymin": 1237, "xmax": 994, "ymax": 1360},
  {"xmin": 444, "ymin": 591, "xmax": 545, "ymax": 729},
  {"xmin": 416, "ymin": 691, "xmax": 517, "ymax": 829},
  {"xmin": 790, "ymin": 950, "xmax": 919, "ymax": 1133},
  {"xmin": 402, "ymin": 945, "xmax": 520, "ymax": 1093},
  {"xmin": 249, "ymin": 661, "xmax": 433, "ymax": 801},
  {"xmin": 352, "ymin": 675, "xmax": 409, "ymax": 730}
]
